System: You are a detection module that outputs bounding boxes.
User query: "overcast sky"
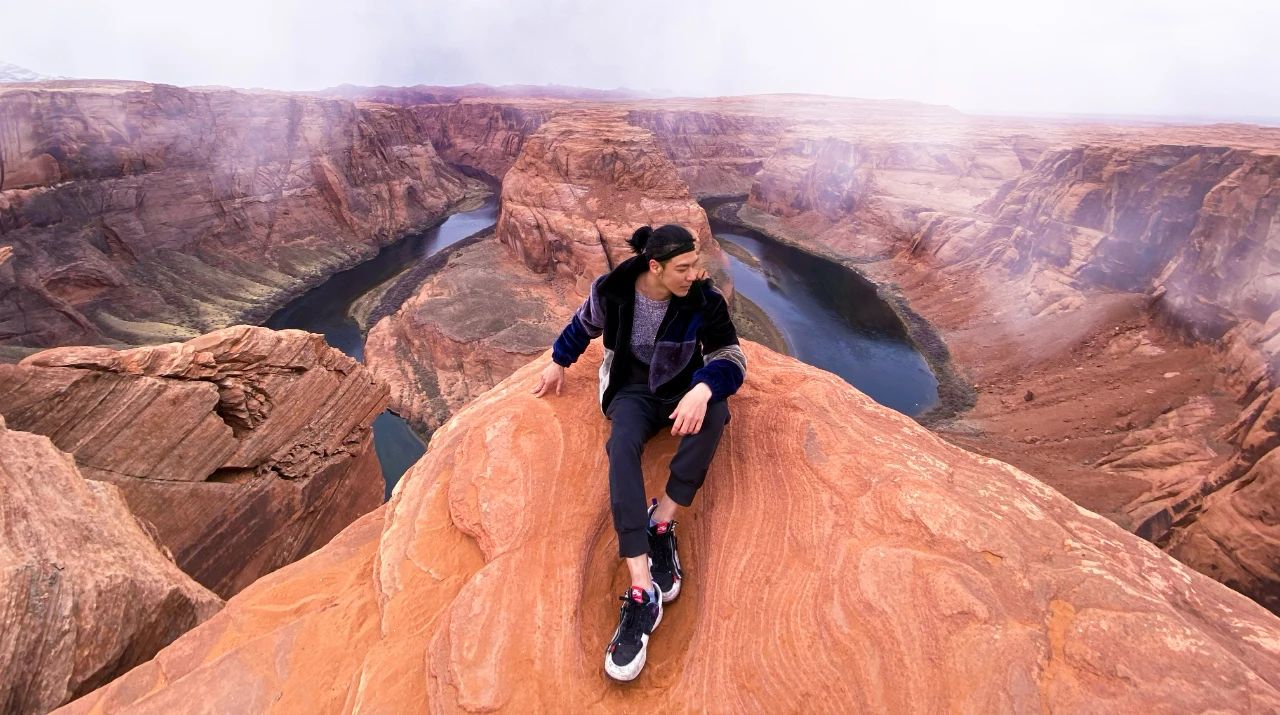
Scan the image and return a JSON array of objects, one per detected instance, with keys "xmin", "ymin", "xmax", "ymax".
[{"xmin": 4, "ymin": 0, "xmax": 1278, "ymax": 120}]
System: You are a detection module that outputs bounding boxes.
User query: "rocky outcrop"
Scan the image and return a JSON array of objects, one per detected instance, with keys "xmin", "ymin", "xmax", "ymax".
[
  {"xmin": 364, "ymin": 236, "xmax": 576, "ymax": 433},
  {"xmin": 1, "ymin": 414, "xmax": 222, "ymax": 715},
  {"xmin": 0, "ymin": 81, "xmax": 477, "ymax": 351},
  {"xmin": 1161, "ymin": 313, "xmax": 1280, "ymax": 611},
  {"xmin": 409, "ymin": 101, "xmax": 552, "ymax": 180},
  {"xmin": 365, "ymin": 111, "xmax": 732, "ymax": 434},
  {"xmin": 495, "ymin": 112, "xmax": 728, "ymax": 290},
  {"xmin": 62, "ymin": 342, "xmax": 1280, "ymax": 713},
  {"xmin": 0, "ymin": 325, "xmax": 387, "ymax": 598}
]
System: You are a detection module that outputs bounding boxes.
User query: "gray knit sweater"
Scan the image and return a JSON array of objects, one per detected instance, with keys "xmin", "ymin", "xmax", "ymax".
[{"xmin": 630, "ymin": 289, "xmax": 670, "ymax": 364}]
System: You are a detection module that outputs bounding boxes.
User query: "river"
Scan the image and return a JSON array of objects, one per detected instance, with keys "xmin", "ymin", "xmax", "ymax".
[
  {"xmin": 265, "ymin": 194, "xmax": 938, "ymax": 499},
  {"xmin": 265, "ymin": 196, "xmax": 499, "ymax": 499},
  {"xmin": 705, "ymin": 205, "xmax": 940, "ymax": 416}
]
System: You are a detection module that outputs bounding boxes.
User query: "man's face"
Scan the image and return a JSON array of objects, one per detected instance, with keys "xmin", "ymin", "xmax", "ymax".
[{"xmin": 655, "ymin": 252, "xmax": 700, "ymax": 297}]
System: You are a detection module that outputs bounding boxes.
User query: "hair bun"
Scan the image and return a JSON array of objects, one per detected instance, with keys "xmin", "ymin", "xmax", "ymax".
[{"xmin": 627, "ymin": 225, "xmax": 653, "ymax": 254}]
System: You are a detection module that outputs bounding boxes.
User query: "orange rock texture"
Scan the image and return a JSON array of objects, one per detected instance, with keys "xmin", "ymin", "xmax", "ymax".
[
  {"xmin": 0, "ymin": 325, "xmax": 387, "ymax": 598},
  {"xmin": 0, "ymin": 81, "xmax": 478, "ymax": 352},
  {"xmin": 1, "ymin": 414, "xmax": 222, "ymax": 715},
  {"xmin": 61, "ymin": 343, "xmax": 1280, "ymax": 713}
]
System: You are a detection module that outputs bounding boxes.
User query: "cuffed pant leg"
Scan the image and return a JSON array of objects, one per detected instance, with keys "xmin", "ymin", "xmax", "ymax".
[
  {"xmin": 665, "ymin": 398, "xmax": 730, "ymax": 506},
  {"xmin": 605, "ymin": 389, "xmax": 663, "ymax": 558}
]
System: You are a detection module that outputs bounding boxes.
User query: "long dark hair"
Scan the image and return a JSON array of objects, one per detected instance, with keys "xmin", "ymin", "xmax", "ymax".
[{"xmin": 628, "ymin": 224, "xmax": 696, "ymax": 265}]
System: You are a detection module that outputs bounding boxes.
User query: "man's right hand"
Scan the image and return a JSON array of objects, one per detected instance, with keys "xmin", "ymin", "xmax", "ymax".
[{"xmin": 531, "ymin": 362, "xmax": 566, "ymax": 398}]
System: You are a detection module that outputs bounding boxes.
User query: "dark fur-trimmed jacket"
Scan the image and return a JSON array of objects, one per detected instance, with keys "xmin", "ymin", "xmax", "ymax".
[{"xmin": 551, "ymin": 255, "xmax": 748, "ymax": 414}]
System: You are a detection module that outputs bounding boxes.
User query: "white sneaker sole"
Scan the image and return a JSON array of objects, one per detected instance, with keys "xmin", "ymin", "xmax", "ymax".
[
  {"xmin": 603, "ymin": 600, "xmax": 663, "ymax": 682},
  {"xmin": 660, "ymin": 578, "xmax": 681, "ymax": 603}
]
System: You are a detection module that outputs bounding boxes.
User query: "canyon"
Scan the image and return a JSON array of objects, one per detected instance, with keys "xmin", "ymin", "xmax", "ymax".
[
  {"xmin": 0, "ymin": 81, "xmax": 483, "ymax": 358},
  {"xmin": 364, "ymin": 111, "xmax": 731, "ymax": 433},
  {"xmin": 3, "ymin": 79, "xmax": 1280, "ymax": 710},
  {"xmin": 394, "ymin": 93, "xmax": 1280, "ymax": 615}
]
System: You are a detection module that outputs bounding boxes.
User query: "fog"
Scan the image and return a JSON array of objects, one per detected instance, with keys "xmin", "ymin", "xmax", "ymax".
[{"xmin": 5, "ymin": 0, "xmax": 1278, "ymax": 120}]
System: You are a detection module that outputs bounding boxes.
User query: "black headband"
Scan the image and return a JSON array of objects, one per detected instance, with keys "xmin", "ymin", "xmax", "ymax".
[{"xmin": 648, "ymin": 242, "xmax": 695, "ymax": 262}]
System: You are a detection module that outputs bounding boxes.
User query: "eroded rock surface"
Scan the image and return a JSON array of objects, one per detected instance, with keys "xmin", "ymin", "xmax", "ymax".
[
  {"xmin": 495, "ymin": 111, "xmax": 728, "ymax": 289},
  {"xmin": 0, "ymin": 81, "xmax": 477, "ymax": 351},
  {"xmin": 364, "ymin": 237, "xmax": 575, "ymax": 433},
  {"xmin": 62, "ymin": 343, "xmax": 1280, "ymax": 713},
  {"xmin": 0, "ymin": 325, "xmax": 387, "ymax": 597},
  {"xmin": 1, "ymin": 414, "xmax": 222, "ymax": 715}
]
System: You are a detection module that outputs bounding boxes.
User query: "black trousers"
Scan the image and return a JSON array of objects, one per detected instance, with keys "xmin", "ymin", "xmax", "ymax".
[{"xmin": 604, "ymin": 383, "xmax": 731, "ymax": 558}]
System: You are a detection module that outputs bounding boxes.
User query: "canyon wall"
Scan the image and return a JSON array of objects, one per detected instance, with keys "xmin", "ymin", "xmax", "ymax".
[
  {"xmin": 0, "ymin": 82, "xmax": 476, "ymax": 354},
  {"xmin": 739, "ymin": 124, "xmax": 1280, "ymax": 613},
  {"xmin": 409, "ymin": 101, "xmax": 552, "ymax": 180},
  {"xmin": 61, "ymin": 343, "xmax": 1280, "ymax": 713},
  {"xmin": 625, "ymin": 108, "xmax": 787, "ymax": 197},
  {"xmin": 1, "ymin": 415, "xmax": 223, "ymax": 715},
  {"xmin": 0, "ymin": 325, "xmax": 388, "ymax": 598}
]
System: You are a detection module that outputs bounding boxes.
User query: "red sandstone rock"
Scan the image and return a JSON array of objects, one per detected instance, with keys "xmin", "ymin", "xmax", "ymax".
[
  {"xmin": 60, "ymin": 343, "xmax": 1280, "ymax": 713},
  {"xmin": 495, "ymin": 112, "xmax": 728, "ymax": 290},
  {"xmin": 364, "ymin": 238, "xmax": 577, "ymax": 433},
  {"xmin": 0, "ymin": 81, "xmax": 479, "ymax": 350},
  {"xmin": 408, "ymin": 100, "xmax": 553, "ymax": 180},
  {"xmin": 0, "ymin": 414, "xmax": 222, "ymax": 715},
  {"xmin": 0, "ymin": 325, "xmax": 387, "ymax": 598}
]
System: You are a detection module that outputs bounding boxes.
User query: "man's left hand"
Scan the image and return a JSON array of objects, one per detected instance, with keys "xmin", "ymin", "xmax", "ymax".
[{"xmin": 670, "ymin": 383, "xmax": 713, "ymax": 436}]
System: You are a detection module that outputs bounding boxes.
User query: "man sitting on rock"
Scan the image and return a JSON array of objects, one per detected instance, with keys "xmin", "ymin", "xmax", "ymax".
[{"xmin": 531, "ymin": 224, "xmax": 747, "ymax": 682}]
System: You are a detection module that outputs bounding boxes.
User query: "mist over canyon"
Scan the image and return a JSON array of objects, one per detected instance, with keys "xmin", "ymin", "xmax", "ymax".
[{"xmin": 1, "ymin": 75, "xmax": 1278, "ymax": 713}]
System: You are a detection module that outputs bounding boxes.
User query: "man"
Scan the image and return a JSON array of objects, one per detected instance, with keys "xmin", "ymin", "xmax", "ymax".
[{"xmin": 531, "ymin": 224, "xmax": 747, "ymax": 681}]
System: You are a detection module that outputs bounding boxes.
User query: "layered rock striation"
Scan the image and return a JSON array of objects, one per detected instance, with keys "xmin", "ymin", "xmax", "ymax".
[
  {"xmin": 62, "ymin": 343, "xmax": 1280, "ymax": 713},
  {"xmin": 1, "ymin": 414, "xmax": 222, "ymax": 715},
  {"xmin": 495, "ymin": 112, "xmax": 728, "ymax": 288},
  {"xmin": 625, "ymin": 109, "xmax": 787, "ymax": 198},
  {"xmin": 408, "ymin": 101, "xmax": 553, "ymax": 180},
  {"xmin": 0, "ymin": 81, "xmax": 477, "ymax": 352},
  {"xmin": 0, "ymin": 325, "xmax": 387, "ymax": 598}
]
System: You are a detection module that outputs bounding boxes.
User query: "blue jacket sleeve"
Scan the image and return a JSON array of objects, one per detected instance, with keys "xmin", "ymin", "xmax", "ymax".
[
  {"xmin": 690, "ymin": 285, "xmax": 747, "ymax": 401},
  {"xmin": 551, "ymin": 275, "xmax": 607, "ymax": 368}
]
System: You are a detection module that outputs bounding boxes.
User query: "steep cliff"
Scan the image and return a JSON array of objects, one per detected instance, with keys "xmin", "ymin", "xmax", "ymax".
[
  {"xmin": 0, "ymin": 82, "xmax": 477, "ymax": 352},
  {"xmin": 0, "ymin": 325, "xmax": 387, "ymax": 598},
  {"xmin": 61, "ymin": 343, "xmax": 1280, "ymax": 713},
  {"xmin": 1, "ymin": 415, "xmax": 222, "ymax": 715},
  {"xmin": 495, "ymin": 111, "xmax": 728, "ymax": 287},
  {"xmin": 409, "ymin": 100, "xmax": 552, "ymax": 180},
  {"xmin": 625, "ymin": 109, "xmax": 787, "ymax": 197},
  {"xmin": 806, "ymin": 139, "xmax": 1280, "ymax": 612}
]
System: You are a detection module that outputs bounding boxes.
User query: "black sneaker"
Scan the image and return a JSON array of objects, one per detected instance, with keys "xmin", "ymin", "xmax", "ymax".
[
  {"xmin": 647, "ymin": 500, "xmax": 683, "ymax": 603},
  {"xmin": 603, "ymin": 585, "xmax": 663, "ymax": 681}
]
